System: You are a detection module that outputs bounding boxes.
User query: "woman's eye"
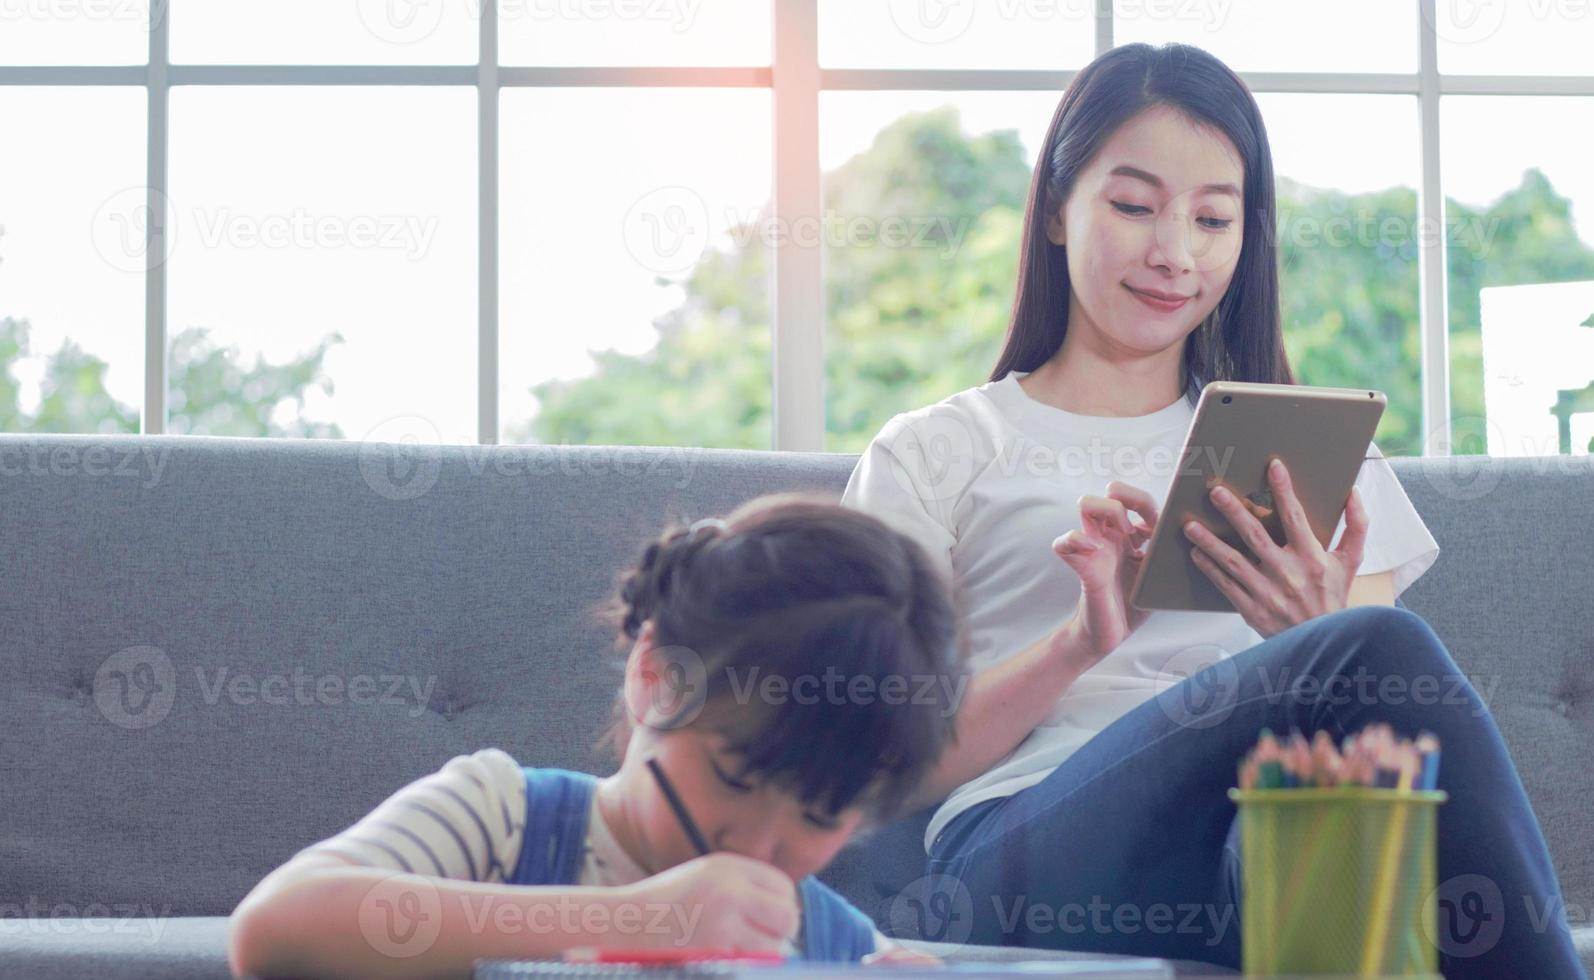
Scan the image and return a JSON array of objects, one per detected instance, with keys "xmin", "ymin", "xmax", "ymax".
[
  {"xmin": 1113, "ymin": 199, "xmax": 1230, "ymax": 231},
  {"xmin": 804, "ymin": 812, "xmax": 841, "ymax": 831}
]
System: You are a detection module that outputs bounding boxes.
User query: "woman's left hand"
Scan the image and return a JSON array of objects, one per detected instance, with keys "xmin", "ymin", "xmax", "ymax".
[{"xmin": 1183, "ymin": 458, "xmax": 1369, "ymax": 638}]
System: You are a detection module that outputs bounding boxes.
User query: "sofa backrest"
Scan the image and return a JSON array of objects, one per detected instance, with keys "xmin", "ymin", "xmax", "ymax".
[{"xmin": 1, "ymin": 436, "xmax": 1589, "ymax": 925}]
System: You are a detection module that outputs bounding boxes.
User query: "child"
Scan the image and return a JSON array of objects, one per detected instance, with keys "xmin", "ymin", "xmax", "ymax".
[{"xmin": 228, "ymin": 493, "xmax": 966, "ymax": 979}]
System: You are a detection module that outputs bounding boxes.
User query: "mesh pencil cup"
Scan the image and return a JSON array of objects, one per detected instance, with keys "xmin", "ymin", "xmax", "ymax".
[{"xmin": 1228, "ymin": 787, "xmax": 1447, "ymax": 977}]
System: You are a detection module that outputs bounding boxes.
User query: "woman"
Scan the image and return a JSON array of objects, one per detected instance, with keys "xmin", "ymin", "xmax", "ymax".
[{"xmin": 842, "ymin": 42, "xmax": 1583, "ymax": 978}]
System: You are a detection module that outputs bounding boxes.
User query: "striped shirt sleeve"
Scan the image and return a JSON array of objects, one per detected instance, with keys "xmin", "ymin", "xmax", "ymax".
[{"xmin": 294, "ymin": 747, "xmax": 527, "ymax": 883}]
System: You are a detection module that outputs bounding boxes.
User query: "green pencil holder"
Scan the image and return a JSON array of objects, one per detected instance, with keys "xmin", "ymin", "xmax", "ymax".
[{"xmin": 1228, "ymin": 787, "xmax": 1447, "ymax": 977}]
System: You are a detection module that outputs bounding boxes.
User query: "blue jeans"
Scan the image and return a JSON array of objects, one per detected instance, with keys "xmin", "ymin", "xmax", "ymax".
[{"xmin": 926, "ymin": 605, "xmax": 1585, "ymax": 978}]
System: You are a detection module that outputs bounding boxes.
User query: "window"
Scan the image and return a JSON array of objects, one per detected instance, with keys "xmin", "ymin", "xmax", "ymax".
[
  {"xmin": 1115, "ymin": 0, "xmax": 1416, "ymax": 73},
  {"xmin": 1441, "ymin": 97, "xmax": 1594, "ymax": 458},
  {"xmin": 500, "ymin": 0, "xmax": 771, "ymax": 66},
  {"xmin": 0, "ymin": 0, "xmax": 152, "ymax": 65},
  {"xmin": 820, "ymin": 90, "xmax": 1056, "ymax": 452},
  {"xmin": 499, "ymin": 88, "xmax": 772, "ymax": 447},
  {"xmin": 167, "ymin": 87, "xmax": 477, "ymax": 439},
  {"xmin": 1257, "ymin": 93, "xmax": 1423, "ymax": 456},
  {"xmin": 0, "ymin": 87, "xmax": 145, "ymax": 433},
  {"xmin": 1435, "ymin": 2, "xmax": 1594, "ymax": 76},
  {"xmin": 818, "ymin": 0, "xmax": 1094, "ymax": 69},
  {"xmin": 170, "ymin": 0, "xmax": 478, "ymax": 64},
  {"xmin": 3, "ymin": 1, "xmax": 1590, "ymax": 457}
]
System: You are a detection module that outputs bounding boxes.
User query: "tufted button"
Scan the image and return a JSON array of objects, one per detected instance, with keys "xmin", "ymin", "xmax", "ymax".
[{"xmin": 1556, "ymin": 700, "xmax": 1571, "ymax": 717}]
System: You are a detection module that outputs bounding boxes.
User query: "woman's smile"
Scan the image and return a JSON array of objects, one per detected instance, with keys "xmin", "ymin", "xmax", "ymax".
[{"xmin": 1124, "ymin": 283, "xmax": 1194, "ymax": 313}]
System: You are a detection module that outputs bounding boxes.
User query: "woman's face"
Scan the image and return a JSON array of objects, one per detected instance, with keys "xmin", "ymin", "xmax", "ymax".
[{"xmin": 1047, "ymin": 103, "xmax": 1246, "ymax": 357}]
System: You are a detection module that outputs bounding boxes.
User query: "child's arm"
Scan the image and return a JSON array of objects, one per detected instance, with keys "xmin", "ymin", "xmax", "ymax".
[
  {"xmin": 228, "ymin": 851, "xmax": 651, "ymax": 980},
  {"xmin": 231, "ymin": 848, "xmax": 803, "ymax": 978},
  {"xmin": 228, "ymin": 748, "xmax": 800, "ymax": 977}
]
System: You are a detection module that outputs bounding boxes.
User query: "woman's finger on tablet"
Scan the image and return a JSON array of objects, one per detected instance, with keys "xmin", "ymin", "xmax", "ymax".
[
  {"xmin": 1184, "ymin": 519, "xmax": 1272, "ymax": 598},
  {"xmin": 1266, "ymin": 458, "xmax": 1322, "ymax": 555},
  {"xmin": 1331, "ymin": 485, "xmax": 1369, "ymax": 572},
  {"xmin": 1205, "ymin": 482, "xmax": 1283, "ymax": 569},
  {"xmin": 1189, "ymin": 548, "xmax": 1270, "ymax": 633}
]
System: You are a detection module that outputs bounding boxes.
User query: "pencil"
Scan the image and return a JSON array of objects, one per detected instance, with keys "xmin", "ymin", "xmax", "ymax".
[{"xmin": 646, "ymin": 757, "xmax": 713, "ymax": 857}]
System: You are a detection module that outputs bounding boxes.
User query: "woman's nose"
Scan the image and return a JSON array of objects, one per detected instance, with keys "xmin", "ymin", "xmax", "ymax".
[{"xmin": 1150, "ymin": 209, "xmax": 1197, "ymax": 272}]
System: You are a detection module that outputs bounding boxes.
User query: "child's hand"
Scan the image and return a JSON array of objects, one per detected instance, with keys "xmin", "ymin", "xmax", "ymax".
[
  {"xmin": 622, "ymin": 852, "xmax": 799, "ymax": 952},
  {"xmin": 862, "ymin": 943, "xmax": 945, "ymax": 967}
]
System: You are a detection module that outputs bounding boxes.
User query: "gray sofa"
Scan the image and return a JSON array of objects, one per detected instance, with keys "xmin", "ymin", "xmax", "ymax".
[{"xmin": 2, "ymin": 434, "xmax": 1590, "ymax": 978}]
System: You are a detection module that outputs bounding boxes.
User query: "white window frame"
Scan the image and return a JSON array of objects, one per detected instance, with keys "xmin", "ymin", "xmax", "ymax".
[{"xmin": 3, "ymin": 0, "xmax": 1592, "ymax": 452}]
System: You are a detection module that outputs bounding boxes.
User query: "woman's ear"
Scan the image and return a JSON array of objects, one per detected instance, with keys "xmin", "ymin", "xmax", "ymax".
[{"xmin": 1044, "ymin": 201, "xmax": 1067, "ymax": 247}]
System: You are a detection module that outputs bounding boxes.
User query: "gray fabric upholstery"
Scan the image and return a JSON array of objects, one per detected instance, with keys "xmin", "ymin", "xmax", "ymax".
[{"xmin": 2, "ymin": 435, "xmax": 1590, "ymax": 978}]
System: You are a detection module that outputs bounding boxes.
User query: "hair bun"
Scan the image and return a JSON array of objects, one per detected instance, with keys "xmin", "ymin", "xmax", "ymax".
[{"xmin": 619, "ymin": 522, "xmax": 725, "ymax": 639}]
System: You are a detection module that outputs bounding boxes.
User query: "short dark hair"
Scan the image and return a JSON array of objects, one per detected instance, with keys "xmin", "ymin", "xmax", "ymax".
[{"xmin": 593, "ymin": 492, "xmax": 964, "ymax": 823}]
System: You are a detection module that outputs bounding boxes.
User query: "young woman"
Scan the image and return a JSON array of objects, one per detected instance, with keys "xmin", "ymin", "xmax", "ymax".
[
  {"xmin": 843, "ymin": 42, "xmax": 1584, "ymax": 978},
  {"xmin": 227, "ymin": 494, "xmax": 961, "ymax": 979}
]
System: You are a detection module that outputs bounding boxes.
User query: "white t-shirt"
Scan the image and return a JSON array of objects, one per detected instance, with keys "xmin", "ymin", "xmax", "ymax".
[
  {"xmin": 840, "ymin": 370, "xmax": 1441, "ymax": 851},
  {"xmin": 291, "ymin": 748, "xmax": 650, "ymax": 888}
]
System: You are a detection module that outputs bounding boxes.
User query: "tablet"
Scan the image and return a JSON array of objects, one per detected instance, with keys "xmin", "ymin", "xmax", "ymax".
[{"xmin": 1129, "ymin": 381, "xmax": 1386, "ymax": 614}]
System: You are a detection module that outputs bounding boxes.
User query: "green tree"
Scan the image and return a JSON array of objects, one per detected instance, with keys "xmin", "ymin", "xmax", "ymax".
[
  {"xmin": 527, "ymin": 107, "xmax": 1594, "ymax": 458},
  {"xmin": 0, "ymin": 315, "xmax": 343, "ymax": 437}
]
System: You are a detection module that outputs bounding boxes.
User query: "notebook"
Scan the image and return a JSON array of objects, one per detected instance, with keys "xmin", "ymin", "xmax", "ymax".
[{"xmin": 473, "ymin": 958, "xmax": 1176, "ymax": 979}]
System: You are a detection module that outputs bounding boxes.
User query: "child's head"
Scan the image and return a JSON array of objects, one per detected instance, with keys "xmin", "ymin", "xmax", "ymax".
[{"xmin": 593, "ymin": 493, "xmax": 966, "ymax": 880}]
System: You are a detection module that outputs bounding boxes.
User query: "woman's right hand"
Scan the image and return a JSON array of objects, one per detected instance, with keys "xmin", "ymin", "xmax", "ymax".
[
  {"xmin": 618, "ymin": 852, "xmax": 799, "ymax": 952},
  {"xmin": 1052, "ymin": 481, "xmax": 1161, "ymax": 668}
]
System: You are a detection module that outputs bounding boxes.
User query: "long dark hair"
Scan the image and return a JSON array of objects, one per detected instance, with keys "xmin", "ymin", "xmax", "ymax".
[
  {"xmin": 990, "ymin": 42, "xmax": 1295, "ymax": 404},
  {"xmin": 593, "ymin": 493, "xmax": 964, "ymax": 822}
]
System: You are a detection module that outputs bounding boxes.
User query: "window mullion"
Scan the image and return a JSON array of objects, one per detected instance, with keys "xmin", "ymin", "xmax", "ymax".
[
  {"xmin": 1096, "ymin": 0, "xmax": 1113, "ymax": 57},
  {"xmin": 143, "ymin": 2, "xmax": 170, "ymax": 434},
  {"xmin": 772, "ymin": 0, "xmax": 823, "ymax": 452},
  {"xmin": 1416, "ymin": 0, "xmax": 1452, "ymax": 456},
  {"xmin": 480, "ymin": 0, "xmax": 499, "ymax": 445}
]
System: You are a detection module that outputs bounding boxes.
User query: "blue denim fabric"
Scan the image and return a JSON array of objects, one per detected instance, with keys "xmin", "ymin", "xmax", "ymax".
[{"xmin": 926, "ymin": 606, "xmax": 1584, "ymax": 978}]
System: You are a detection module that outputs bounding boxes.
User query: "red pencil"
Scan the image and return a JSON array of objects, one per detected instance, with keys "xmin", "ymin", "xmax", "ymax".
[{"xmin": 564, "ymin": 947, "xmax": 786, "ymax": 964}]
